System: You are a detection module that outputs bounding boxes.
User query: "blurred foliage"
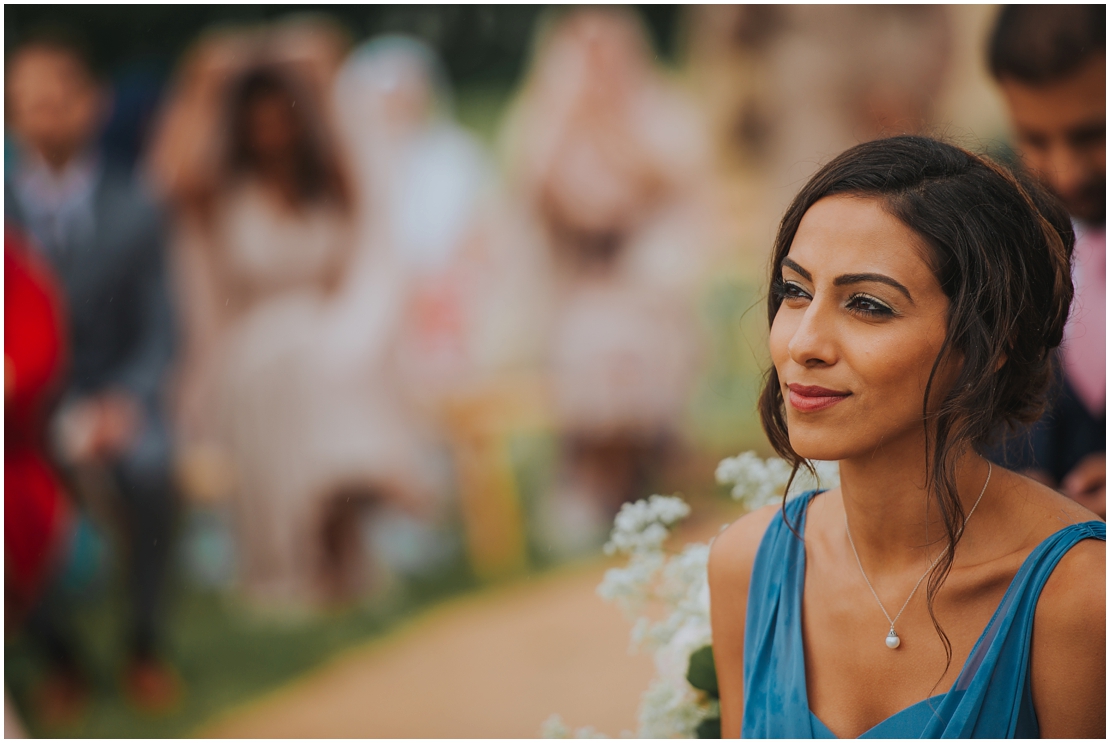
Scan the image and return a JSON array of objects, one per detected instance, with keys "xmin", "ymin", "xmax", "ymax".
[
  {"xmin": 5, "ymin": 5, "xmax": 683, "ymax": 161},
  {"xmin": 687, "ymin": 645, "xmax": 721, "ymax": 738},
  {"xmin": 686, "ymin": 644, "xmax": 718, "ymax": 697},
  {"xmin": 4, "ymin": 5, "xmax": 682, "ymax": 88},
  {"xmin": 689, "ymin": 276, "xmax": 772, "ymax": 456}
]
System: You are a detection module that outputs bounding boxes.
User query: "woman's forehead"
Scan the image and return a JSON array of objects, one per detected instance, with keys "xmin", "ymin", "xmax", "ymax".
[{"xmin": 786, "ymin": 195, "xmax": 936, "ymax": 284}]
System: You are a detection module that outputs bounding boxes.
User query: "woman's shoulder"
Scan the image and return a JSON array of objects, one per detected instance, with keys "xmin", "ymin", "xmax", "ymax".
[
  {"xmin": 709, "ymin": 503, "xmax": 782, "ymax": 583},
  {"xmin": 1022, "ymin": 478, "xmax": 1106, "ymax": 737},
  {"xmin": 999, "ymin": 468, "xmax": 1104, "ymax": 546},
  {"xmin": 1019, "ymin": 469, "xmax": 1106, "ymax": 615},
  {"xmin": 993, "ymin": 467, "xmax": 1105, "ymax": 647}
]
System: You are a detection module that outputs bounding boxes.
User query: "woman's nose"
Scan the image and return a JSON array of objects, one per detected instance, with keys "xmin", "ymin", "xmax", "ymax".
[{"xmin": 787, "ymin": 302, "xmax": 838, "ymax": 368}]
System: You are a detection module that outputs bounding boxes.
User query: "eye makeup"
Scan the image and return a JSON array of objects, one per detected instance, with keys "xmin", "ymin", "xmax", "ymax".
[
  {"xmin": 772, "ymin": 275, "xmax": 898, "ymax": 319},
  {"xmin": 845, "ymin": 292, "xmax": 896, "ymax": 318}
]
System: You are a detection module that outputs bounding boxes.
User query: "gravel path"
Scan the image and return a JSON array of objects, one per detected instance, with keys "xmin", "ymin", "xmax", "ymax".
[{"xmin": 197, "ymin": 559, "xmax": 656, "ymax": 738}]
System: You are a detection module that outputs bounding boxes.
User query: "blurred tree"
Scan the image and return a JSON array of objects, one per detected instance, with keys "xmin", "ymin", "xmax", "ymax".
[{"xmin": 4, "ymin": 5, "xmax": 680, "ymax": 89}]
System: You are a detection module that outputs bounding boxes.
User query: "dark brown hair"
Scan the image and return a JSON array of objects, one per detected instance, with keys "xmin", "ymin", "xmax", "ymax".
[
  {"xmin": 989, "ymin": 4, "xmax": 1105, "ymax": 85},
  {"xmin": 758, "ymin": 135, "xmax": 1074, "ymax": 668},
  {"xmin": 225, "ymin": 65, "xmax": 350, "ymax": 212}
]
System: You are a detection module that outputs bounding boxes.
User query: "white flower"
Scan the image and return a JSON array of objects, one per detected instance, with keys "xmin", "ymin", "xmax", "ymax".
[
  {"xmin": 541, "ymin": 714, "xmax": 571, "ymax": 738},
  {"xmin": 541, "ymin": 714, "xmax": 611, "ymax": 739},
  {"xmin": 604, "ymin": 495, "xmax": 691, "ymax": 557},
  {"xmin": 804, "ymin": 459, "xmax": 841, "ymax": 492},
  {"xmin": 716, "ymin": 451, "xmax": 840, "ymax": 509},
  {"xmin": 557, "ymin": 454, "xmax": 832, "ymax": 739},
  {"xmin": 637, "ymin": 678, "xmax": 714, "ymax": 739},
  {"xmin": 641, "ymin": 544, "xmax": 710, "ymax": 653},
  {"xmin": 715, "ymin": 451, "xmax": 792, "ymax": 508},
  {"xmin": 597, "ymin": 551, "xmax": 666, "ymax": 618},
  {"xmin": 654, "ymin": 620, "xmax": 712, "ymax": 690}
]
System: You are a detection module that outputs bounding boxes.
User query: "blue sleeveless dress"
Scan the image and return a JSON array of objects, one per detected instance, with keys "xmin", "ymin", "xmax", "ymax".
[{"xmin": 741, "ymin": 490, "xmax": 1105, "ymax": 738}]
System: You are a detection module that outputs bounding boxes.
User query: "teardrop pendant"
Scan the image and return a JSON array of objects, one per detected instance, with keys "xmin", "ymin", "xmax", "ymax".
[{"xmin": 885, "ymin": 628, "xmax": 901, "ymax": 649}]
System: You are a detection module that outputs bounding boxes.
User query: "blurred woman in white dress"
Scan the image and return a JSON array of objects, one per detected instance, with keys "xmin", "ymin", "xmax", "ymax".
[
  {"xmin": 501, "ymin": 8, "xmax": 714, "ymax": 528},
  {"xmin": 332, "ymin": 37, "xmax": 499, "ymax": 414},
  {"xmin": 331, "ymin": 37, "xmax": 555, "ymax": 578},
  {"xmin": 150, "ymin": 27, "xmax": 433, "ymax": 607}
]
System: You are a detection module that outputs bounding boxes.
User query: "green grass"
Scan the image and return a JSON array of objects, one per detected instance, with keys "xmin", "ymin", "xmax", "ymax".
[
  {"xmin": 5, "ymin": 429, "xmax": 580, "ymax": 738},
  {"xmin": 5, "ymin": 549, "xmax": 481, "ymax": 738},
  {"xmin": 454, "ymin": 83, "xmax": 516, "ymax": 148}
]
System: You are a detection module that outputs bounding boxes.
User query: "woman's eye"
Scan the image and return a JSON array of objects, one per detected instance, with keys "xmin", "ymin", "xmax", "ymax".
[
  {"xmin": 846, "ymin": 293, "xmax": 894, "ymax": 317},
  {"xmin": 772, "ymin": 278, "xmax": 810, "ymax": 302}
]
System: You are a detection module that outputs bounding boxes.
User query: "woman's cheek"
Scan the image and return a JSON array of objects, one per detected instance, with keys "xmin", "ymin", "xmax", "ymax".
[
  {"xmin": 868, "ymin": 335, "xmax": 940, "ymax": 420},
  {"xmin": 768, "ymin": 311, "xmax": 797, "ymax": 372}
]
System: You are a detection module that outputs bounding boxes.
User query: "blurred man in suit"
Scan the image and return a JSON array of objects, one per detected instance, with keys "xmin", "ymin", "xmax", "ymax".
[
  {"xmin": 5, "ymin": 30, "xmax": 180, "ymax": 711},
  {"xmin": 988, "ymin": 5, "xmax": 1105, "ymax": 516}
]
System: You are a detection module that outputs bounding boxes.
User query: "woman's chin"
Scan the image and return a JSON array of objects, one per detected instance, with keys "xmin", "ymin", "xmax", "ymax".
[{"xmin": 786, "ymin": 434, "xmax": 852, "ymax": 463}]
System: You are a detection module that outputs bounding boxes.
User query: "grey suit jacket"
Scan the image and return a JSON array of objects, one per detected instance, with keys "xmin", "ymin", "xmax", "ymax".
[{"xmin": 6, "ymin": 159, "xmax": 176, "ymax": 475}]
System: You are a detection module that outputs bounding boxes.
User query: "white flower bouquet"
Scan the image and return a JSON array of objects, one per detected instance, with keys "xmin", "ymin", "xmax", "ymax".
[{"xmin": 544, "ymin": 452, "xmax": 839, "ymax": 739}]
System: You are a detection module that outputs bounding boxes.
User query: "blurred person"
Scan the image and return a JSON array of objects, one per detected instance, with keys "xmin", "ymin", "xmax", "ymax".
[
  {"xmin": 6, "ymin": 225, "xmax": 88, "ymax": 727},
  {"xmin": 4, "ymin": 33, "xmax": 180, "ymax": 711},
  {"xmin": 685, "ymin": 6, "xmax": 952, "ymax": 213},
  {"xmin": 6, "ymin": 226, "xmax": 110, "ymax": 728},
  {"xmin": 332, "ymin": 36, "xmax": 550, "ymax": 578},
  {"xmin": 501, "ymin": 8, "xmax": 712, "ymax": 545},
  {"xmin": 6, "ymin": 227, "xmax": 70, "ymax": 631},
  {"xmin": 987, "ymin": 5, "xmax": 1105, "ymax": 517},
  {"xmin": 681, "ymin": 5, "xmax": 785, "ymax": 174},
  {"xmin": 269, "ymin": 14, "xmax": 350, "ymax": 102},
  {"xmin": 97, "ymin": 57, "xmax": 169, "ymax": 177},
  {"xmin": 152, "ymin": 30, "xmax": 434, "ymax": 606},
  {"xmin": 332, "ymin": 35, "xmax": 500, "ymax": 416}
]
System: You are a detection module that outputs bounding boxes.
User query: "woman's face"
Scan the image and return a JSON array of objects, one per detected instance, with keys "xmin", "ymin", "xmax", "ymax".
[
  {"xmin": 768, "ymin": 194, "xmax": 954, "ymax": 462},
  {"xmin": 244, "ymin": 91, "xmax": 301, "ymax": 162}
]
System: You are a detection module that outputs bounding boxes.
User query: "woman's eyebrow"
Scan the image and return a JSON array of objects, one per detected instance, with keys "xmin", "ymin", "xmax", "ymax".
[
  {"xmin": 782, "ymin": 258, "xmax": 914, "ymax": 304},
  {"xmin": 781, "ymin": 257, "xmax": 811, "ymax": 280},
  {"xmin": 834, "ymin": 273, "xmax": 914, "ymax": 303}
]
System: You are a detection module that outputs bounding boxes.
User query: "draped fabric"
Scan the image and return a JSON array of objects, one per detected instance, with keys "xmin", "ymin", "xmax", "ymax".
[{"xmin": 742, "ymin": 490, "xmax": 1105, "ymax": 738}]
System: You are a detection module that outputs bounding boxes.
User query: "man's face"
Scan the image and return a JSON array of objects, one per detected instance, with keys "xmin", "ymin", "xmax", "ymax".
[
  {"xmin": 7, "ymin": 45, "xmax": 103, "ymax": 170},
  {"xmin": 999, "ymin": 53, "xmax": 1106, "ymax": 224}
]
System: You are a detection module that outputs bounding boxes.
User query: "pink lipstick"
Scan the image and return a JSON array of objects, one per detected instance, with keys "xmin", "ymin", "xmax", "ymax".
[{"xmin": 787, "ymin": 384, "xmax": 851, "ymax": 412}]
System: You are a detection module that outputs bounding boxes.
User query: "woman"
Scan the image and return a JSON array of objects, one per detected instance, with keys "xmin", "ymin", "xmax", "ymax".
[
  {"xmin": 501, "ymin": 8, "xmax": 712, "ymax": 539},
  {"xmin": 331, "ymin": 35, "xmax": 498, "ymax": 413},
  {"xmin": 709, "ymin": 136, "xmax": 1105, "ymax": 738},
  {"xmin": 155, "ymin": 33, "xmax": 433, "ymax": 606}
]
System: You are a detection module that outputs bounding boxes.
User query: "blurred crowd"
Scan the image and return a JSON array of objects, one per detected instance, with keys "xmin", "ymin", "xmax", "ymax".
[{"xmin": 4, "ymin": 4, "xmax": 1103, "ymax": 731}]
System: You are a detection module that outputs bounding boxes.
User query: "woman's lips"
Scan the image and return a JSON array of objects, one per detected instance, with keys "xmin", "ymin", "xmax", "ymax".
[{"xmin": 787, "ymin": 384, "xmax": 851, "ymax": 412}]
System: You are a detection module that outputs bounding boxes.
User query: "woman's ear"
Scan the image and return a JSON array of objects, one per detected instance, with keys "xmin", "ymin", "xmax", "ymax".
[{"xmin": 994, "ymin": 350, "xmax": 1008, "ymax": 373}]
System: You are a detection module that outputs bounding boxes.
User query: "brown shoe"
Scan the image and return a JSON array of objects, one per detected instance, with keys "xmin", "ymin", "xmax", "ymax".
[
  {"xmin": 30, "ymin": 668, "xmax": 90, "ymax": 730},
  {"xmin": 122, "ymin": 657, "xmax": 183, "ymax": 715}
]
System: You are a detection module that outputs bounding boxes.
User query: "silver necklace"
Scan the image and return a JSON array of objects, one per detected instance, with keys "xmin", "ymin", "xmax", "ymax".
[{"xmin": 843, "ymin": 463, "xmax": 992, "ymax": 650}]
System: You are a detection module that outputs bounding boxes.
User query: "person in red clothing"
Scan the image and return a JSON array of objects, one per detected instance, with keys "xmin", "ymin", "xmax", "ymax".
[
  {"xmin": 4, "ymin": 225, "xmax": 96, "ymax": 727},
  {"xmin": 5, "ymin": 225, "xmax": 71, "ymax": 620}
]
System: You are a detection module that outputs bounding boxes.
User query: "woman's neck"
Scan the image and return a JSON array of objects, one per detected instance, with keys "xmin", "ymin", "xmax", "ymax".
[{"xmin": 836, "ymin": 440, "xmax": 992, "ymax": 572}]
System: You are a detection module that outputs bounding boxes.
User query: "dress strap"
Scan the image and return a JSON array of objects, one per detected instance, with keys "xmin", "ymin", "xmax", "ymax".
[
  {"xmin": 929, "ymin": 520, "xmax": 1106, "ymax": 738},
  {"xmin": 741, "ymin": 490, "xmax": 822, "ymax": 738}
]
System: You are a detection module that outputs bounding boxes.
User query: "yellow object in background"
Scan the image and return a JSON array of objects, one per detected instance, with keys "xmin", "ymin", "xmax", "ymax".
[{"xmin": 445, "ymin": 375, "xmax": 551, "ymax": 581}]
